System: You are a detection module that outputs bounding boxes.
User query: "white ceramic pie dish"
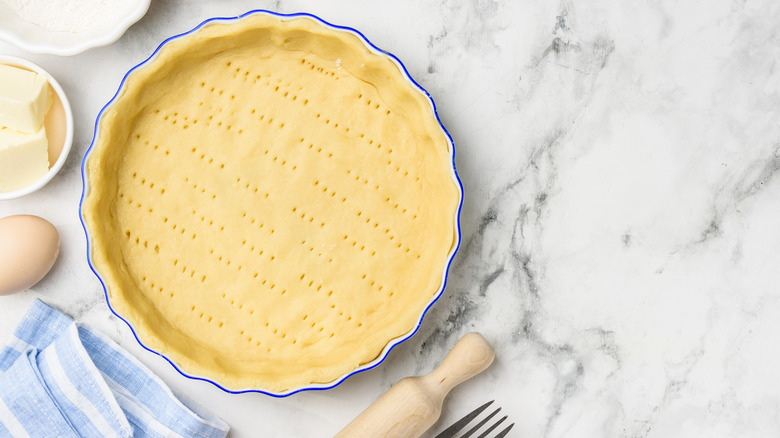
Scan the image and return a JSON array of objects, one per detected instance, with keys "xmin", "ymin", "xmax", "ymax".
[
  {"xmin": 80, "ymin": 10, "xmax": 464, "ymax": 397},
  {"xmin": 0, "ymin": 0, "xmax": 150, "ymax": 56}
]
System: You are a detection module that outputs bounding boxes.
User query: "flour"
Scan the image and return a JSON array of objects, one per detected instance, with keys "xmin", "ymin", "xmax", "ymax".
[{"xmin": 1, "ymin": 0, "xmax": 133, "ymax": 33}]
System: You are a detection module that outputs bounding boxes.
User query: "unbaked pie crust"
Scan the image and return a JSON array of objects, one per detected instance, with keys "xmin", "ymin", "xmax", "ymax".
[{"xmin": 83, "ymin": 12, "xmax": 460, "ymax": 393}]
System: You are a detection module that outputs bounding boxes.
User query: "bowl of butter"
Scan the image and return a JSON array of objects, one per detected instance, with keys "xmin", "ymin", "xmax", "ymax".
[{"xmin": 0, "ymin": 56, "xmax": 73, "ymax": 200}]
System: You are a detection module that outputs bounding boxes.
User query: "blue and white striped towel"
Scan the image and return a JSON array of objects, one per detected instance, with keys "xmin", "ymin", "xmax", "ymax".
[{"xmin": 0, "ymin": 299, "xmax": 229, "ymax": 438}]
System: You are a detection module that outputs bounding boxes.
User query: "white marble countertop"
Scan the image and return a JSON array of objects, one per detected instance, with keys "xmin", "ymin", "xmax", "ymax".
[{"xmin": 2, "ymin": 1, "xmax": 780, "ymax": 436}]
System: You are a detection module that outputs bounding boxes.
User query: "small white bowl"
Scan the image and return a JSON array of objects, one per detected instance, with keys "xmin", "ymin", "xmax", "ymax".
[
  {"xmin": 0, "ymin": 56, "xmax": 73, "ymax": 201},
  {"xmin": 0, "ymin": 0, "xmax": 150, "ymax": 56}
]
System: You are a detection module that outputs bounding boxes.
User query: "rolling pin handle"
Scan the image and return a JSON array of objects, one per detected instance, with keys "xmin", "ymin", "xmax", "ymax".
[
  {"xmin": 425, "ymin": 332, "xmax": 495, "ymax": 396},
  {"xmin": 335, "ymin": 332, "xmax": 495, "ymax": 438}
]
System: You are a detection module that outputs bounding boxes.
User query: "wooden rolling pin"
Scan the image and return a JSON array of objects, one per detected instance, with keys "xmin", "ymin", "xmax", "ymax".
[{"xmin": 336, "ymin": 332, "xmax": 495, "ymax": 438}]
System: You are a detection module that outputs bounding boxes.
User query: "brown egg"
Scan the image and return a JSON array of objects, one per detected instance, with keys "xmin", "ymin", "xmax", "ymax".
[{"xmin": 0, "ymin": 215, "xmax": 60, "ymax": 295}]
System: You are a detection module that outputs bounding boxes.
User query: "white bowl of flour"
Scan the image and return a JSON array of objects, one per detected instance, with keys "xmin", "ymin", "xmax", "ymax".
[{"xmin": 0, "ymin": 0, "xmax": 150, "ymax": 56}]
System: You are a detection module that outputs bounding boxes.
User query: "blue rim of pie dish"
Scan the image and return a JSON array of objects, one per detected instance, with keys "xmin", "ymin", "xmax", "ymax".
[{"xmin": 79, "ymin": 9, "xmax": 464, "ymax": 397}]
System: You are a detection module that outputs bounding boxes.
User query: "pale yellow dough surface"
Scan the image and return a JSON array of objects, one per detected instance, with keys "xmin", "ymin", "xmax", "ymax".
[{"xmin": 83, "ymin": 13, "xmax": 460, "ymax": 393}]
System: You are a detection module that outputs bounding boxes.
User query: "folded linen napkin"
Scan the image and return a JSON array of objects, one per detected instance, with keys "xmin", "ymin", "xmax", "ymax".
[{"xmin": 0, "ymin": 299, "xmax": 229, "ymax": 438}]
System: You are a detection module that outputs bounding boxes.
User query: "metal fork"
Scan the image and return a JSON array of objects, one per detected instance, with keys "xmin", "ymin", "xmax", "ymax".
[{"xmin": 433, "ymin": 400, "xmax": 515, "ymax": 438}]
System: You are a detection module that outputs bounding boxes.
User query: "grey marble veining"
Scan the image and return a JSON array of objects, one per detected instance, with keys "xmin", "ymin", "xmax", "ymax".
[{"xmin": 1, "ymin": 1, "xmax": 779, "ymax": 437}]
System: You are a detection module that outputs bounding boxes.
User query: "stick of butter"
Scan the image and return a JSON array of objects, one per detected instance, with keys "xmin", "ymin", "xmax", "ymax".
[
  {"xmin": 0, "ymin": 127, "xmax": 49, "ymax": 192},
  {"xmin": 0, "ymin": 64, "xmax": 52, "ymax": 133}
]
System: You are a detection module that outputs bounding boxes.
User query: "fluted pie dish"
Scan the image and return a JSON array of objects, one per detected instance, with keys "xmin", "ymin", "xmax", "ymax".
[{"xmin": 80, "ymin": 10, "xmax": 462, "ymax": 396}]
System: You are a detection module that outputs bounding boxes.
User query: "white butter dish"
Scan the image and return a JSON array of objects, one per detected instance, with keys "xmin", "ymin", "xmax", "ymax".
[{"xmin": 0, "ymin": 56, "xmax": 73, "ymax": 200}]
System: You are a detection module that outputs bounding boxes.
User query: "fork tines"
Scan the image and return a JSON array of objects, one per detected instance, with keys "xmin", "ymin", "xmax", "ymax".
[{"xmin": 435, "ymin": 400, "xmax": 515, "ymax": 438}]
